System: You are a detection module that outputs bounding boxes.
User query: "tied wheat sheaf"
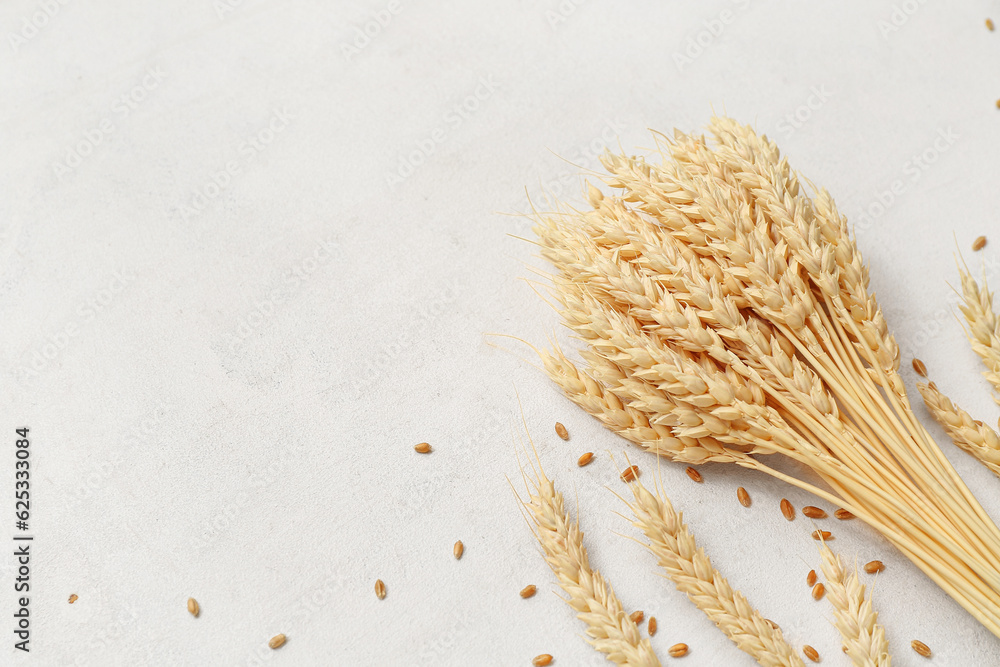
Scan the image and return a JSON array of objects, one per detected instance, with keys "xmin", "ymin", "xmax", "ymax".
[{"xmin": 529, "ymin": 116, "xmax": 1000, "ymax": 638}]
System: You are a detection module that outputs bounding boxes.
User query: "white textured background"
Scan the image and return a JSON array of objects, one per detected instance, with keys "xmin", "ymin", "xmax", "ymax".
[{"xmin": 2, "ymin": 1, "xmax": 1000, "ymax": 665}]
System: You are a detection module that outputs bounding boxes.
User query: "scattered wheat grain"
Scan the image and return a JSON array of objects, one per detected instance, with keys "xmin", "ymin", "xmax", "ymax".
[
  {"xmin": 268, "ymin": 634, "xmax": 286, "ymax": 650},
  {"xmin": 187, "ymin": 597, "xmax": 199, "ymax": 617},
  {"xmin": 648, "ymin": 616, "xmax": 657, "ymax": 636},
  {"xmin": 807, "ymin": 570, "xmax": 817, "ymax": 587},
  {"xmin": 864, "ymin": 561, "xmax": 885, "ymax": 574},
  {"xmin": 802, "ymin": 645, "xmax": 820, "ymax": 662},
  {"xmin": 532, "ymin": 654, "xmax": 553, "ymax": 666},
  {"xmin": 812, "ymin": 530, "xmax": 833, "ymax": 541},
  {"xmin": 414, "ymin": 442, "xmax": 432, "ymax": 454},
  {"xmin": 802, "ymin": 506, "xmax": 827, "ymax": 519},
  {"xmin": 520, "ymin": 584, "xmax": 537, "ymax": 599},
  {"xmin": 375, "ymin": 579, "xmax": 387, "ymax": 600},
  {"xmin": 912, "ymin": 358, "xmax": 928, "ymax": 377},
  {"xmin": 685, "ymin": 466, "xmax": 703, "ymax": 483},
  {"xmin": 578, "ymin": 452, "xmax": 594, "ymax": 467},
  {"xmin": 812, "ymin": 583, "xmax": 826, "ymax": 600},
  {"xmin": 834, "ymin": 509, "xmax": 854, "ymax": 520},
  {"xmin": 629, "ymin": 610, "xmax": 644, "ymax": 625},
  {"xmin": 555, "ymin": 422, "xmax": 569, "ymax": 440},
  {"xmin": 780, "ymin": 499, "xmax": 795, "ymax": 521},
  {"xmin": 973, "ymin": 236, "xmax": 988, "ymax": 251},
  {"xmin": 68, "ymin": 594, "xmax": 78, "ymax": 604},
  {"xmin": 911, "ymin": 639, "xmax": 932, "ymax": 657},
  {"xmin": 454, "ymin": 540, "xmax": 464, "ymax": 560},
  {"xmin": 737, "ymin": 487, "xmax": 751, "ymax": 507},
  {"xmin": 621, "ymin": 465, "xmax": 640, "ymax": 482},
  {"xmin": 668, "ymin": 643, "xmax": 689, "ymax": 658}
]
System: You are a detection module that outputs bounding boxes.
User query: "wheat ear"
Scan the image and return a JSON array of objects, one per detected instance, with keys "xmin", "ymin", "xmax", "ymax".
[
  {"xmin": 522, "ymin": 464, "xmax": 660, "ymax": 666},
  {"xmin": 623, "ymin": 476, "xmax": 804, "ymax": 667},
  {"xmin": 958, "ymin": 267, "xmax": 1000, "ymax": 404},
  {"xmin": 818, "ymin": 545, "xmax": 891, "ymax": 667},
  {"xmin": 918, "ymin": 382, "xmax": 1000, "ymax": 478}
]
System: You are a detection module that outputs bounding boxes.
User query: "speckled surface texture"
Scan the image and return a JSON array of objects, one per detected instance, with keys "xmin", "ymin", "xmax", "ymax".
[{"xmin": 2, "ymin": 1, "xmax": 1000, "ymax": 664}]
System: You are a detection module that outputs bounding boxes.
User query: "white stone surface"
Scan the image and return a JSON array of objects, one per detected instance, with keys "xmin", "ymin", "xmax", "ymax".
[{"xmin": 2, "ymin": 0, "xmax": 1000, "ymax": 664}]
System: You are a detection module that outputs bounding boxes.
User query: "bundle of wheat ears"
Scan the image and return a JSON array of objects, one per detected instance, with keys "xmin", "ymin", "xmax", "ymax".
[{"xmin": 529, "ymin": 116, "xmax": 1000, "ymax": 642}]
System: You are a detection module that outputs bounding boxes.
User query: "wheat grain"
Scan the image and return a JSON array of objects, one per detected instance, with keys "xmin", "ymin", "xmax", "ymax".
[
  {"xmin": 819, "ymin": 545, "xmax": 892, "ymax": 666},
  {"xmin": 555, "ymin": 422, "xmax": 570, "ymax": 440},
  {"xmin": 957, "ymin": 267, "xmax": 1000, "ymax": 402},
  {"xmin": 630, "ymin": 611, "xmax": 645, "ymax": 625},
  {"xmin": 738, "ymin": 487, "xmax": 752, "ymax": 507},
  {"xmin": 622, "ymin": 465, "xmax": 640, "ymax": 483},
  {"xmin": 812, "ymin": 584, "xmax": 825, "ymax": 601},
  {"xmin": 812, "ymin": 530, "xmax": 832, "ymax": 541},
  {"xmin": 454, "ymin": 540, "xmax": 464, "ymax": 560},
  {"xmin": 523, "ymin": 465, "xmax": 659, "ymax": 665},
  {"xmin": 802, "ymin": 645, "xmax": 819, "ymax": 663},
  {"xmin": 864, "ymin": 561, "xmax": 885, "ymax": 575},
  {"xmin": 268, "ymin": 634, "xmax": 286, "ymax": 650},
  {"xmin": 68, "ymin": 594, "xmax": 78, "ymax": 604},
  {"xmin": 668, "ymin": 644, "xmax": 689, "ymax": 658},
  {"xmin": 414, "ymin": 442, "xmax": 432, "ymax": 454},
  {"xmin": 911, "ymin": 358, "xmax": 927, "ymax": 377},
  {"xmin": 375, "ymin": 579, "xmax": 386, "ymax": 600},
  {"xmin": 187, "ymin": 598, "xmax": 199, "ymax": 617},
  {"xmin": 579, "ymin": 452, "xmax": 594, "ymax": 467},
  {"xmin": 533, "ymin": 654, "xmax": 554, "ymax": 666},
  {"xmin": 521, "ymin": 585, "xmax": 537, "ymax": 599},
  {"xmin": 625, "ymin": 477, "xmax": 804, "ymax": 667},
  {"xmin": 910, "ymin": 640, "xmax": 931, "ymax": 658},
  {"xmin": 780, "ymin": 500, "xmax": 795, "ymax": 522},
  {"xmin": 807, "ymin": 570, "xmax": 817, "ymax": 587},
  {"xmin": 918, "ymin": 382, "xmax": 1000, "ymax": 478},
  {"xmin": 802, "ymin": 506, "xmax": 827, "ymax": 519},
  {"xmin": 648, "ymin": 617, "xmax": 657, "ymax": 636},
  {"xmin": 835, "ymin": 509, "xmax": 855, "ymax": 520},
  {"xmin": 974, "ymin": 236, "xmax": 988, "ymax": 251},
  {"xmin": 685, "ymin": 467, "xmax": 703, "ymax": 483}
]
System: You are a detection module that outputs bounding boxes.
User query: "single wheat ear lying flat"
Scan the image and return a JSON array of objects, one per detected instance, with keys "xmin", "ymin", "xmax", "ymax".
[
  {"xmin": 957, "ymin": 267, "xmax": 1000, "ymax": 404},
  {"xmin": 918, "ymin": 382, "xmax": 1000, "ymax": 478},
  {"xmin": 624, "ymin": 476, "xmax": 803, "ymax": 667},
  {"xmin": 520, "ymin": 463, "xmax": 659, "ymax": 666},
  {"xmin": 818, "ymin": 545, "xmax": 892, "ymax": 666}
]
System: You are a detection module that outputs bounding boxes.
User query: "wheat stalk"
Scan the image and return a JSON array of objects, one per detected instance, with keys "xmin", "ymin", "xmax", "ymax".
[
  {"xmin": 918, "ymin": 381, "xmax": 1000, "ymax": 478},
  {"xmin": 958, "ymin": 267, "xmax": 1000, "ymax": 404},
  {"xmin": 521, "ymin": 462, "xmax": 659, "ymax": 666},
  {"xmin": 817, "ymin": 545, "xmax": 891, "ymax": 667},
  {"xmin": 530, "ymin": 116, "xmax": 1000, "ymax": 638},
  {"xmin": 624, "ymin": 476, "xmax": 804, "ymax": 667}
]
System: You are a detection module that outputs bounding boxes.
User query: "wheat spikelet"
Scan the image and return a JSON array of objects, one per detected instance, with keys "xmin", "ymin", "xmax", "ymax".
[
  {"xmin": 530, "ymin": 116, "xmax": 1000, "ymax": 638},
  {"xmin": 624, "ymin": 476, "xmax": 804, "ymax": 667},
  {"xmin": 918, "ymin": 382, "xmax": 1000, "ymax": 478},
  {"xmin": 958, "ymin": 268, "xmax": 1000, "ymax": 404},
  {"xmin": 818, "ymin": 545, "xmax": 891, "ymax": 667},
  {"xmin": 522, "ymin": 463, "xmax": 659, "ymax": 666}
]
